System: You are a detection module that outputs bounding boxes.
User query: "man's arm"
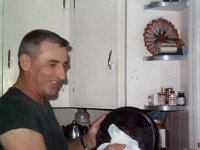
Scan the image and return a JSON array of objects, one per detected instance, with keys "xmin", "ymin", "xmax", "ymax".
[
  {"xmin": 0, "ymin": 128, "xmax": 47, "ymax": 150},
  {"xmin": 67, "ymin": 114, "xmax": 125, "ymax": 150},
  {"xmin": 67, "ymin": 114, "xmax": 106, "ymax": 150}
]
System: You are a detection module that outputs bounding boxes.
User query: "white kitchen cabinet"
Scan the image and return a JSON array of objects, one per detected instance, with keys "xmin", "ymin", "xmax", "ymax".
[
  {"xmin": 1, "ymin": 0, "xmax": 70, "ymax": 107},
  {"xmin": 69, "ymin": 0, "xmax": 126, "ymax": 109}
]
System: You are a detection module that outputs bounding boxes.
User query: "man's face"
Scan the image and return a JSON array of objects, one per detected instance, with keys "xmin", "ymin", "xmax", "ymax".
[{"xmin": 27, "ymin": 41, "xmax": 69, "ymax": 97}]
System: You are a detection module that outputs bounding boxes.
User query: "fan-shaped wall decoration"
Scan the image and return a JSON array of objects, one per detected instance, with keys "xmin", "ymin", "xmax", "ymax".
[{"xmin": 143, "ymin": 18, "xmax": 179, "ymax": 55}]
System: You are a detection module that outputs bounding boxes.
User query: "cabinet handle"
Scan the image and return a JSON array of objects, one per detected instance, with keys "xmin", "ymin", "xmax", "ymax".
[
  {"xmin": 8, "ymin": 50, "xmax": 11, "ymax": 68},
  {"xmin": 108, "ymin": 50, "xmax": 112, "ymax": 70},
  {"xmin": 63, "ymin": 0, "xmax": 65, "ymax": 9}
]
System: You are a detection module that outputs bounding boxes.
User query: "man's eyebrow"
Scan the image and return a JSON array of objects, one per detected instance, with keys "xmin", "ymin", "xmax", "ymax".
[
  {"xmin": 48, "ymin": 59, "xmax": 68, "ymax": 64},
  {"xmin": 47, "ymin": 59, "xmax": 60, "ymax": 63}
]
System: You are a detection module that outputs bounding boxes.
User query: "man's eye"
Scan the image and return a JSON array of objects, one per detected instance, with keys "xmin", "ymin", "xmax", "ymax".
[
  {"xmin": 49, "ymin": 64, "xmax": 56, "ymax": 67},
  {"xmin": 63, "ymin": 63, "xmax": 69, "ymax": 70}
]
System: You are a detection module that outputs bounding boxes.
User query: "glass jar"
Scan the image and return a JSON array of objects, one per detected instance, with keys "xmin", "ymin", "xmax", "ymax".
[
  {"xmin": 169, "ymin": 91, "xmax": 176, "ymax": 105},
  {"xmin": 148, "ymin": 94, "xmax": 154, "ymax": 106},
  {"xmin": 176, "ymin": 91, "xmax": 186, "ymax": 106},
  {"xmin": 74, "ymin": 108, "xmax": 90, "ymax": 128},
  {"xmin": 158, "ymin": 92, "xmax": 166, "ymax": 105}
]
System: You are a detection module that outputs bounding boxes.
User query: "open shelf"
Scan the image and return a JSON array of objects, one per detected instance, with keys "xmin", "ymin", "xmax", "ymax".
[
  {"xmin": 143, "ymin": 54, "xmax": 187, "ymax": 61},
  {"xmin": 144, "ymin": 1, "xmax": 189, "ymax": 11},
  {"xmin": 144, "ymin": 105, "xmax": 188, "ymax": 111}
]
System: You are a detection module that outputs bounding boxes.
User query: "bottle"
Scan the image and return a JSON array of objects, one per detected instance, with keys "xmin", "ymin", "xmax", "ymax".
[
  {"xmin": 148, "ymin": 94, "xmax": 154, "ymax": 106},
  {"xmin": 74, "ymin": 108, "xmax": 90, "ymax": 128},
  {"xmin": 158, "ymin": 92, "xmax": 166, "ymax": 105},
  {"xmin": 176, "ymin": 91, "xmax": 186, "ymax": 106},
  {"xmin": 168, "ymin": 91, "xmax": 176, "ymax": 105}
]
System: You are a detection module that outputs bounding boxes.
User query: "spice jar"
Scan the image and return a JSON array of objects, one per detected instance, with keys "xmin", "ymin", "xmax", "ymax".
[
  {"xmin": 169, "ymin": 91, "xmax": 176, "ymax": 105},
  {"xmin": 158, "ymin": 92, "xmax": 166, "ymax": 105},
  {"xmin": 148, "ymin": 94, "xmax": 154, "ymax": 106},
  {"xmin": 176, "ymin": 91, "xmax": 186, "ymax": 106}
]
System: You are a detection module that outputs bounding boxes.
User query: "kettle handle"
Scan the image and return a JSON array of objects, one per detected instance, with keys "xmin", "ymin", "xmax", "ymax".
[{"xmin": 82, "ymin": 126, "xmax": 88, "ymax": 134}]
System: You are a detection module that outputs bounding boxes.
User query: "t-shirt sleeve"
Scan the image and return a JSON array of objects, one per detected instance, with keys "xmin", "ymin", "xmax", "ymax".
[{"xmin": 0, "ymin": 100, "xmax": 41, "ymax": 135}]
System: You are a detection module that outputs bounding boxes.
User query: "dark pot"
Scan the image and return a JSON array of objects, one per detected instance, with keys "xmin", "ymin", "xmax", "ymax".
[{"xmin": 63, "ymin": 120, "xmax": 88, "ymax": 139}]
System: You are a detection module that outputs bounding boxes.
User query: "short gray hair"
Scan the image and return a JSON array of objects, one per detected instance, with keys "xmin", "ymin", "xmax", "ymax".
[{"xmin": 18, "ymin": 29, "xmax": 71, "ymax": 58}]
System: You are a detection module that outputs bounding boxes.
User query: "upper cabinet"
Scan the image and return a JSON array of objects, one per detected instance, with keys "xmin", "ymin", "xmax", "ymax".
[
  {"xmin": 69, "ymin": 0, "xmax": 126, "ymax": 109},
  {"xmin": 1, "ymin": 0, "xmax": 70, "ymax": 107}
]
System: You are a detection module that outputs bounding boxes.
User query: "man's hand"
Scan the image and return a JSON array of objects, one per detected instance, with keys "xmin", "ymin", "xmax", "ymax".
[
  {"xmin": 82, "ymin": 114, "xmax": 106, "ymax": 149},
  {"xmin": 104, "ymin": 144, "xmax": 126, "ymax": 150},
  {"xmin": 84, "ymin": 116, "xmax": 126, "ymax": 150},
  {"xmin": 67, "ymin": 114, "xmax": 126, "ymax": 150}
]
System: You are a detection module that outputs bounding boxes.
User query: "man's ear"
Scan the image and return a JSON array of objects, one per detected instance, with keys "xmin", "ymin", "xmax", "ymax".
[{"xmin": 19, "ymin": 54, "xmax": 31, "ymax": 71}]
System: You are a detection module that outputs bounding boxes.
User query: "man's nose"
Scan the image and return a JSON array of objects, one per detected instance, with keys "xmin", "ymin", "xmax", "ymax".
[{"xmin": 57, "ymin": 66, "xmax": 67, "ymax": 80}]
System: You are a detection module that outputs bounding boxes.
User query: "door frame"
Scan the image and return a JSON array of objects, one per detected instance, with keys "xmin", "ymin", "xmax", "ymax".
[{"xmin": 189, "ymin": 0, "xmax": 200, "ymax": 148}]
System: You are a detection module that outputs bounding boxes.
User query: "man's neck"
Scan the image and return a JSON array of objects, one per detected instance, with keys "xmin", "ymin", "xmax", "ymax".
[{"xmin": 13, "ymin": 76, "xmax": 44, "ymax": 104}]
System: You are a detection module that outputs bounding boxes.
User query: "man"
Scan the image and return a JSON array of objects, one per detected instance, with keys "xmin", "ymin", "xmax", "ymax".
[{"xmin": 0, "ymin": 29, "xmax": 125, "ymax": 150}]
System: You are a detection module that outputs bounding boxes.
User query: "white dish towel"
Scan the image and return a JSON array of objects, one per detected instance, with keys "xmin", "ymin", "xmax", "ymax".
[{"xmin": 97, "ymin": 124, "xmax": 141, "ymax": 150}]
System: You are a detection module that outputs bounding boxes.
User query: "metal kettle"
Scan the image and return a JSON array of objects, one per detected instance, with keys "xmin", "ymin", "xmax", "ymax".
[{"xmin": 63, "ymin": 120, "xmax": 88, "ymax": 139}]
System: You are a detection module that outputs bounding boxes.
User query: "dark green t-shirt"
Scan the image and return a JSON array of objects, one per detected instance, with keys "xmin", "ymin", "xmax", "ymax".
[{"xmin": 0, "ymin": 87, "xmax": 68, "ymax": 150}]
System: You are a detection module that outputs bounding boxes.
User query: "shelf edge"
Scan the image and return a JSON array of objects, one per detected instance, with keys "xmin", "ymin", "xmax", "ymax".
[
  {"xmin": 144, "ymin": 105, "xmax": 188, "ymax": 111},
  {"xmin": 144, "ymin": 1, "xmax": 189, "ymax": 11},
  {"xmin": 143, "ymin": 55, "xmax": 187, "ymax": 61}
]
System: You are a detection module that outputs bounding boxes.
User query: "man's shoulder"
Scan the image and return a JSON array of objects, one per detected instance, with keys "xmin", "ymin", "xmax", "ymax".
[
  {"xmin": 0, "ymin": 90, "xmax": 41, "ymax": 136},
  {"xmin": 0, "ymin": 87, "xmax": 24, "ymax": 100},
  {"xmin": 0, "ymin": 88, "xmax": 28, "ymax": 109}
]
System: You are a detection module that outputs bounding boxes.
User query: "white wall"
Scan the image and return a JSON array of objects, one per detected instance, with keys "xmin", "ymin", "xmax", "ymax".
[
  {"xmin": 0, "ymin": 0, "xmax": 3, "ymax": 96},
  {"xmin": 126, "ymin": 0, "xmax": 182, "ymax": 108},
  {"xmin": 188, "ymin": 0, "xmax": 200, "ymax": 149}
]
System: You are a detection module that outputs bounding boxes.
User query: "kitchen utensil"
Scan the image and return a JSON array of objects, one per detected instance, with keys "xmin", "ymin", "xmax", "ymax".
[
  {"xmin": 63, "ymin": 120, "xmax": 88, "ymax": 139},
  {"xmin": 96, "ymin": 107, "xmax": 159, "ymax": 150}
]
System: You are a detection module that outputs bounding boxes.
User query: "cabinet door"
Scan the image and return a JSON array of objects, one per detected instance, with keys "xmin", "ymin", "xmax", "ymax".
[
  {"xmin": 70, "ymin": 0, "xmax": 126, "ymax": 109},
  {"xmin": 2, "ymin": 0, "xmax": 70, "ymax": 107}
]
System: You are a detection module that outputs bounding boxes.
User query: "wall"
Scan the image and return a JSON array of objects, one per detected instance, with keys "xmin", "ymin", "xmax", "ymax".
[
  {"xmin": 188, "ymin": 0, "xmax": 200, "ymax": 148},
  {"xmin": 126, "ymin": 0, "xmax": 182, "ymax": 108},
  {"xmin": 54, "ymin": 108, "xmax": 110, "ymax": 126},
  {"xmin": 0, "ymin": 0, "xmax": 3, "ymax": 96},
  {"xmin": 126, "ymin": 1, "xmax": 189, "ymax": 150}
]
